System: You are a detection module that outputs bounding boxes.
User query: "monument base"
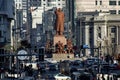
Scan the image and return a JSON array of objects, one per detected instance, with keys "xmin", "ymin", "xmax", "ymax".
[
  {"xmin": 52, "ymin": 53, "xmax": 74, "ymax": 61},
  {"xmin": 53, "ymin": 35, "xmax": 66, "ymax": 46}
]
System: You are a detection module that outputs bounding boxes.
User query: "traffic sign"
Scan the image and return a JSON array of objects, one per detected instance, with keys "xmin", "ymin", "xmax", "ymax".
[
  {"xmin": 83, "ymin": 45, "xmax": 89, "ymax": 48},
  {"xmin": 17, "ymin": 50, "xmax": 28, "ymax": 60}
]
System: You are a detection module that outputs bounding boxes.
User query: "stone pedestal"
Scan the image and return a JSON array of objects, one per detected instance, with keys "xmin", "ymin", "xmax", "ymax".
[
  {"xmin": 52, "ymin": 53, "xmax": 74, "ymax": 61},
  {"xmin": 53, "ymin": 35, "xmax": 67, "ymax": 46}
]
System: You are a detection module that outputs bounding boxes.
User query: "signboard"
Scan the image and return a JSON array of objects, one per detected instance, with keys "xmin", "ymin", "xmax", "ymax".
[
  {"xmin": 17, "ymin": 50, "xmax": 28, "ymax": 60},
  {"xmin": 83, "ymin": 45, "xmax": 89, "ymax": 48}
]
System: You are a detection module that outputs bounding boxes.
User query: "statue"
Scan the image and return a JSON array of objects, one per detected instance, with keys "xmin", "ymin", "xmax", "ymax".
[{"xmin": 55, "ymin": 8, "xmax": 65, "ymax": 35}]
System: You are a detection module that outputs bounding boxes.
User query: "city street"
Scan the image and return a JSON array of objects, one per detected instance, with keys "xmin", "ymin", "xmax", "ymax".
[{"xmin": 1, "ymin": 56, "xmax": 120, "ymax": 80}]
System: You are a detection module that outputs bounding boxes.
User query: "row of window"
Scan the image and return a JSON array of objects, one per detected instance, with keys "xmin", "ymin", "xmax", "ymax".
[
  {"xmin": 110, "ymin": 10, "xmax": 120, "ymax": 14},
  {"xmin": 43, "ymin": 0, "xmax": 65, "ymax": 1},
  {"xmin": 95, "ymin": 1, "xmax": 120, "ymax": 5},
  {"xmin": 109, "ymin": 1, "xmax": 120, "ymax": 5},
  {"xmin": 96, "ymin": 10, "xmax": 120, "ymax": 14},
  {"xmin": 42, "ymin": 3, "xmax": 65, "ymax": 7}
]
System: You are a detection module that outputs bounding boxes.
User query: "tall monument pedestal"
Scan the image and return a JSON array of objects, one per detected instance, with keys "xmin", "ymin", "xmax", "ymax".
[
  {"xmin": 52, "ymin": 53, "xmax": 74, "ymax": 61},
  {"xmin": 53, "ymin": 35, "xmax": 67, "ymax": 46}
]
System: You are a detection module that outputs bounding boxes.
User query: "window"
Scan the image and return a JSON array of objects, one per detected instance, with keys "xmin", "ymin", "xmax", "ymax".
[
  {"xmin": 100, "ymin": 1, "xmax": 102, "ymax": 5},
  {"xmin": 109, "ymin": 10, "xmax": 116, "ymax": 14},
  {"xmin": 119, "ymin": 1, "xmax": 120, "ymax": 5},
  {"xmin": 43, "ymin": 3, "xmax": 46, "ymax": 6},
  {"xmin": 111, "ymin": 27, "xmax": 116, "ymax": 33},
  {"xmin": 48, "ymin": 3, "xmax": 52, "ymax": 6},
  {"xmin": 109, "ymin": 1, "xmax": 116, "ymax": 5},
  {"xmin": 48, "ymin": 3, "xmax": 56, "ymax": 7},
  {"xmin": 95, "ymin": 1, "xmax": 97, "ymax": 5},
  {"xmin": 48, "ymin": 0, "xmax": 56, "ymax": 2},
  {"xmin": 0, "ymin": 16, "xmax": 1, "ymax": 22},
  {"xmin": 118, "ymin": 10, "xmax": 120, "ymax": 14},
  {"xmin": 0, "ymin": 31, "xmax": 2, "ymax": 37},
  {"xmin": 98, "ymin": 27, "xmax": 101, "ymax": 38},
  {"xmin": 111, "ymin": 38, "xmax": 115, "ymax": 43},
  {"xmin": 98, "ymin": 33, "xmax": 101, "ymax": 38}
]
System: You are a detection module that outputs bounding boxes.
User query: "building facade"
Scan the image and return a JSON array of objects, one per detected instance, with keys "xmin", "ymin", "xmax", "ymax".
[
  {"xmin": 77, "ymin": 12, "xmax": 120, "ymax": 56},
  {"xmin": 0, "ymin": 0, "xmax": 15, "ymax": 48},
  {"xmin": 75, "ymin": 0, "xmax": 120, "ymax": 14},
  {"xmin": 0, "ymin": 0, "xmax": 15, "ymax": 72},
  {"xmin": 75, "ymin": 0, "xmax": 120, "ymax": 56},
  {"xmin": 65, "ymin": 0, "xmax": 75, "ymax": 45}
]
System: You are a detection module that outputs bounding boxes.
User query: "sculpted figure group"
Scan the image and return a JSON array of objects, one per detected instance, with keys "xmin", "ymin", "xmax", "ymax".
[
  {"xmin": 55, "ymin": 41, "xmax": 64, "ymax": 53},
  {"xmin": 55, "ymin": 39, "xmax": 73, "ymax": 54}
]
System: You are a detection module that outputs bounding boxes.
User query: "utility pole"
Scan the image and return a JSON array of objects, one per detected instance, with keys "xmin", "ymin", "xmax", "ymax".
[
  {"xmin": 26, "ymin": 0, "xmax": 32, "ymax": 44},
  {"xmin": 26, "ymin": 0, "xmax": 32, "ymax": 62}
]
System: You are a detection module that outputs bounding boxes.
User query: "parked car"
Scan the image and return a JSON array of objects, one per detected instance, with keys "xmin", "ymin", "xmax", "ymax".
[
  {"xmin": 6, "ymin": 71, "xmax": 20, "ymax": 78},
  {"xmin": 54, "ymin": 73, "xmax": 71, "ymax": 80},
  {"xmin": 45, "ymin": 74, "xmax": 55, "ymax": 80},
  {"xmin": 109, "ymin": 63, "xmax": 120, "ymax": 70}
]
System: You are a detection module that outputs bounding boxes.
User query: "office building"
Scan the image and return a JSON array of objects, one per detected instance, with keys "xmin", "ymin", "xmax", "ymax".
[
  {"xmin": 75, "ymin": 0, "xmax": 120, "ymax": 14},
  {"xmin": 0, "ymin": 0, "xmax": 15, "ymax": 48}
]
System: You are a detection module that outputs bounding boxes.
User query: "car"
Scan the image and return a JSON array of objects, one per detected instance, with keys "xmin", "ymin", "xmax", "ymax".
[
  {"xmin": 49, "ymin": 64, "xmax": 57, "ymax": 71},
  {"xmin": 45, "ymin": 74, "xmax": 55, "ymax": 80},
  {"xmin": 85, "ymin": 57, "xmax": 102, "ymax": 66},
  {"xmin": 109, "ymin": 63, "xmax": 120, "ymax": 70},
  {"xmin": 6, "ymin": 71, "xmax": 20, "ymax": 78},
  {"xmin": 54, "ymin": 73, "xmax": 71, "ymax": 80},
  {"xmin": 19, "ymin": 76, "xmax": 34, "ymax": 80}
]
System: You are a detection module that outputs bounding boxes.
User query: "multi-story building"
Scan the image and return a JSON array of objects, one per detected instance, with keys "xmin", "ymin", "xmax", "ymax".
[
  {"xmin": 0, "ymin": 0, "xmax": 15, "ymax": 72},
  {"xmin": 75, "ymin": 0, "xmax": 120, "ymax": 14},
  {"xmin": 65, "ymin": 0, "xmax": 75, "ymax": 45},
  {"xmin": 75, "ymin": 0, "xmax": 120, "ymax": 56},
  {"xmin": 0, "ymin": 0, "xmax": 15, "ymax": 48}
]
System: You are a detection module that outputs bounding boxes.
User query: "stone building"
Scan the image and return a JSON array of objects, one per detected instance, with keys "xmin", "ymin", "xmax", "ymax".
[
  {"xmin": 77, "ymin": 12, "xmax": 120, "ymax": 56},
  {"xmin": 75, "ymin": 0, "xmax": 120, "ymax": 56}
]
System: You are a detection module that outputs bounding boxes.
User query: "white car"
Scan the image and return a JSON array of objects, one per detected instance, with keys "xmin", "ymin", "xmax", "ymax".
[
  {"xmin": 6, "ymin": 71, "xmax": 20, "ymax": 78},
  {"xmin": 54, "ymin": 73, "xmax": 71, "ymax": 80}
]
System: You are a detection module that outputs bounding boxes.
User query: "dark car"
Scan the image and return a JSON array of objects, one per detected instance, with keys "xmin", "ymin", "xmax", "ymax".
[
  {"xmin": 45, "ymin": 74, "xmax": 55, "ymax": 80},
  {"xmin": 49, "ymin": 64, "xmax": 57, "ymax": 71}
]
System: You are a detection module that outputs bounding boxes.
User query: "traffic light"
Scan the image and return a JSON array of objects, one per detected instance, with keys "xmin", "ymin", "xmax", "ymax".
[{"xmin": 38, "ymin": 48, "xmax": 44, "ymax": 61}]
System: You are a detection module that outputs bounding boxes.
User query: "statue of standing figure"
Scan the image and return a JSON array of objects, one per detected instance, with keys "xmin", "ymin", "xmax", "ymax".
[{"xmin": 55, "ymin": 8, "xmax": 64, "ymax": 35}]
